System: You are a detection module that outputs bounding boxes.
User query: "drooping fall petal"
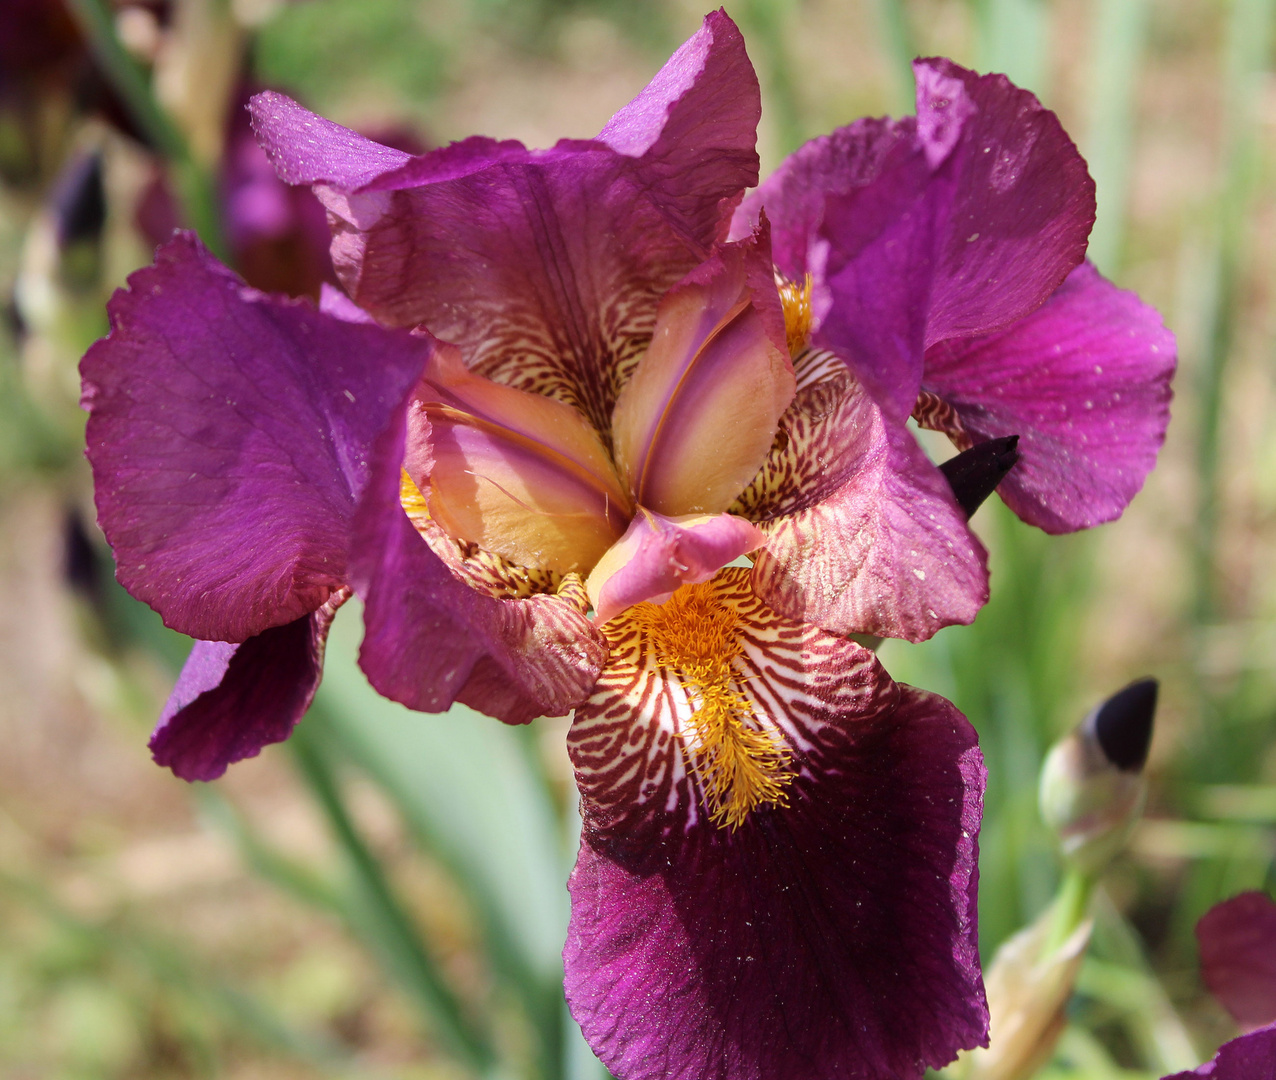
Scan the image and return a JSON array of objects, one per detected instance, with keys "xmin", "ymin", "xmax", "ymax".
[
  {"xmin": 611, "ymin": 235, "xmax": 793, "ymax": 516},
  {"xmin": 586, "ymin": 509, "xmax": 766, "ymax": 624},
  {"xmin": 414, "ymin": 345, "xmax": 631, "ymax": 575},
  {"xmin": 735, "ymin": 355, "xmax": 987, "ymax": 641},
  {"xmin": 151, "ymin": 592, "xmax": 345, "ymax": 780},
  {"xmin": 349, "ymin": 399, "xmax": 607, "ymax": 725},
  {"xmin": 565, "ymin": 570, "xmax": 987, "ymax": 1079},
  {"xmin": 919, "ymin": 261, "xmax": 1175, "ymax": 533},
  {"xmin": 80, "ymin": 233, "xmax": 433, "ymax": 643}
]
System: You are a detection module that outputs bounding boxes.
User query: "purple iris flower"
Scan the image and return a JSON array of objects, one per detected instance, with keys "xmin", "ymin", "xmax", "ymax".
[
  {"xmin": 81, "ymin": 11, "xmax": 1173, "ymax": 1079},
  {"xmin": 1162, "ymin": 892, "xmax": 1276, "ymax": 1078}
]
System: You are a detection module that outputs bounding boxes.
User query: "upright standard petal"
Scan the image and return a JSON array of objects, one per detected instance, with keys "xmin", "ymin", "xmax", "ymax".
[
  {"xmin": 912, "ymin": 58, "xmax": 1095, "ymax": 346},
  {"xmin": 80, "ymin": 234, "xmax": 434, "ymax": 642},
  {"xmin": 1197, "ymin": 892, "xmax": 1276, "ymax": 1032},
  {"xmin": 565, "ymin": 570, "xmax": 987, "ymax": 1079},
  {"xmin": 919, "ymin": 262, "xmax": 1175, "ymax": 533},
  {"xmin": 611, "ymin": 236, "xmax": 793, "ymax": 516},
  {"xmin": 597, "ymin": 9, "xmax": 760, "ymax": 245},
  {"xmin": 738, "ymin": 59, "xmax": 1094, "ymax": 416},
  {"xmin": 250, "ymin": 13, "xmax": 760, "ymax": 432},
  {"xmin": 248, "ymin": 90, "xmax": 414, "ymax": 190},
  {"xmin": 350, "ymin": 401, "xmax": 606, "ymax": 725},
  {"xmin": 151, "ymin": 590, "xmax": 346, "ymax": 781},
  {"xmin": 735, "ymin": 355, "xmax": 988, "ymax": 641}
]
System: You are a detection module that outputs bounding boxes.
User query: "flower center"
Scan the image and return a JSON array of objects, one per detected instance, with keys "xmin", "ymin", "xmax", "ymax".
[
  {"xmin": 628, "ymin": 582, "xmax": 792, "ymax": 829},
  {"xmin": 778, "ymin": 273, "xmax": 813, "ymax": 357}
]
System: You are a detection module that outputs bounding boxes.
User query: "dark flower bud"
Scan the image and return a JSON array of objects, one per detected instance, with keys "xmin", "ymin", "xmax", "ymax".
[
  {"xmin": 940, "ymin": 435, "xmax": 1020, "ymax": 519},
  {"xmin": 1039, "ymin": 678, "xmax": 1158, "ymax": 874},
  {"xmin": 50, "ymin": 151, "xmax": 105, "ymax": 249},
  {"xmin": 1088, "ymin": 676, "xmax": 1156, "ymax": 771}
]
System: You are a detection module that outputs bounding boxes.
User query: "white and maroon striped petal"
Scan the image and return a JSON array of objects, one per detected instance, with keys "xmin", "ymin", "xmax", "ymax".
[
  {"xmin": 564, "ymin": 574, "xmax": 987, "ymax": 1078},
  {"xmin": 734, "ymin": 358, "xmax": 988, "ymax": 642},
  {"xmin": 568, "ymin": 568, "xmax": 896, "ymax": 841}
]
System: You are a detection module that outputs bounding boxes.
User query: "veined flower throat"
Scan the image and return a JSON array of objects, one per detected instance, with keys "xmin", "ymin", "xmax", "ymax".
[{"xmin": 629, "ymin": 583, "xmax": 792, "ymax": 829}]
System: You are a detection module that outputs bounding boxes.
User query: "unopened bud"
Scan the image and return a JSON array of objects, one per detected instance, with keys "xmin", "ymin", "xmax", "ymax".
[
  {"xmin": 50, "ymin": 152, "xmax": 105, "ymax": 250},
  {"xmin": 1039, "ymin": 678, "xmax": 1157, "ymax": 875},
  {"xmin": 940, "ymin": 436, "xmax": 1020, "ymax": 519}
]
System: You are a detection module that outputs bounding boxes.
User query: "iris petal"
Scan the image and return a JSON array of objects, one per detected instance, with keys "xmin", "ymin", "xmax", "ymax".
[
  {"xmin": 920, "ymin": 261, "xmax": 1176, "ymax": 533},
  {"xmin": 1197, "ymin": 892, "xmax": 1276, "ymax": 1032},
  {"xmin": 735, "ymin": 352, "xmax": 988, "ymax": 642},
  {"xmin": 415, "ymin": 346, "xmax": 632, "ymax": 575},
  {"xmin": 585, "ymin": 509, "xmax": 766, "ymax": 624},
  {"xmin": 151, "ymin": 590, "xmax": 346, "ymax": 780},
  {"xmin": 611, "ymin": 235, "xmax": 794, "ymax": 516},
  {"xmin": 565, "ymin": 568, "xmax": 987, "ymax": 1079}
]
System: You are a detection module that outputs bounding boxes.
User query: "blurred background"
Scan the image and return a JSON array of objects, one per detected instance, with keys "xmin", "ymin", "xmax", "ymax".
[{"xmin": 0, "ymin": 0, "xmax": 1273, "ymax": 1077}]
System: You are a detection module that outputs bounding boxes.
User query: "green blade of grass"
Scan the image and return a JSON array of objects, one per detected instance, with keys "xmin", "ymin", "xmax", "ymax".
[
  {"xmin": 873, "ymin": 0, "xmax": 921, "ymax": 113},
  {"xmin": 0, "ymin": 869, "xmax": 366, "ymax": 1076},
  {"xmin": 1082, "ymin": 0, "xmax": 1152, "ymax": 274},
  {"xmin": 290, "ymin": 722, "xmax": 500, "ymax": 1076},
  {"xmin": 1192, "ymin": 0, "xmax": 1276, "ymax": 623},
  {"xmin": 313, "ymin": 602, "xmax": 570, "ymax": 1076},
  {"xmin": 64, "ymin": 0, "xmax": 227, "ymax": 258},
  {"xmin": 969, "ymin": 0, "xmax": 1049, "ymax": 93}
]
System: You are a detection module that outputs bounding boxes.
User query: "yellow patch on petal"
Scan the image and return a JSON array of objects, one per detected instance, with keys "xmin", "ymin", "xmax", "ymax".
[
  {"xmin": 400, "ymin": 469, "xmax": 565, "ymax": 600},
  {"xmin": 779, "ymin": 273, "xmax": 814, "ymax": 357},
  {"xmin": 400, "ymin": 467, "xmax": 431, "ymax": 526},
  {"xmin": 628, "ymin": 583, "xmax": 791, "ymax": 829}
]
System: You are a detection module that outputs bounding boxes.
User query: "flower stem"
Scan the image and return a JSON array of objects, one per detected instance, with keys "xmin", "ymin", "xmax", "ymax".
[{"xmin": 1041, "ymin": 866, "xmax": 1094, "ymax": 957}]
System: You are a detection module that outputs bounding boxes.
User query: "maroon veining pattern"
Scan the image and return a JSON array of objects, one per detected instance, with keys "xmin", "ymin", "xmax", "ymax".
[
  {"xmin": 912, "ymin": 389, "xmax": 973, "ymax": 449},
  {"xmin": 339, "ymin": 161, "xmax": 711, "ymax": 439},
  {"xmin": 568, "ymin": 567, "xmax": 896, "ymax": 847}
]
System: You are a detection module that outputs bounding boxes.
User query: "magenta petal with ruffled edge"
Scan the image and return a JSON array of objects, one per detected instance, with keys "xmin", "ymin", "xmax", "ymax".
[
  {"xmin": 588, "ymin": 510, "xmax": 765, "ymax": 624},
  {"xmin": 596, "ymin": 9, "xmax": 761, "ymax": 243},
  {"xmin": 151, "ymin": 596, "xmax": 342, "ymax": 781},
  {"xmin": 922, "ymin": 261, "xmax": 1175, "ymax": 533},
  {"xmin": 745, "ymin": 370, "xmax": 988, "ymax": 642},
  {"xmin": 1162, "ymin": 1024, "xmax": 1276, "ymax": 1080},
  {"xmin": 566, "ymin": 676, "xmax": 987, "ymax": 1080},
  {"xmin": 318, "ymin": 282, "xmax": 375, "ymax": 323},
  {"xmin": 81, "ymin": 234, "xmax": 434, "ymax": 642},
  {"xmin": 736, "ymin": 59, "xmax": 1094, "ymax": 418},
  {"xmin": 349, "ymin": 404, "xmax": 607, "ymax": 725},
  {"xmin": 912, "ymin": 58, "xmax": 1094, "ymax": 346},
  {"xmin": 1197, "ymin": 892, "xmax": 1276, "ymax": 1031},
  {"xmin": 250, "ymin": 13, "xmax": 759, "ymax": 431}
]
